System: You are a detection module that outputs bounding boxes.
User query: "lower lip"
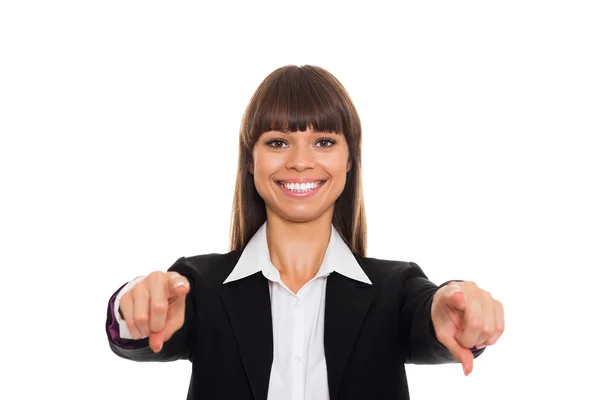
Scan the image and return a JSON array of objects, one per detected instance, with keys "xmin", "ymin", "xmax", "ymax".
[{"xmin": 276, "ymin": 181, "xmax": 325, "ymax": 198}]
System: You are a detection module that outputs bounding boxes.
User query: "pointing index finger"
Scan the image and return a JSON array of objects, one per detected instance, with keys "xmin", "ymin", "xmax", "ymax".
[{"xmin": 437, "ymin": 331, "xmax": 475, "ymax": 376}]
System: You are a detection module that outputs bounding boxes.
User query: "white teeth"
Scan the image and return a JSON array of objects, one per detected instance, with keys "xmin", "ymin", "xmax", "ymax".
[{"xmin": 279, "ymin": 181, "xmax": 323, "ymax": 192}]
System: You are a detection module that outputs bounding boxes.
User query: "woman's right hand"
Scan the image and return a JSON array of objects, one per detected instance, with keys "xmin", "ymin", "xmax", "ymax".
[{"xmin": 118, "ymin": 271, "xmax": 190, "ymax": 353}]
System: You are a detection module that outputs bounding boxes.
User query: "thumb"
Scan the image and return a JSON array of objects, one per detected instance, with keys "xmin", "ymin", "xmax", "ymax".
[
  {"xmin": 446, "ymin": 290, "xmax": 466, "ymax": 312},
  {"xmin": 167, "ymin": 273, "xmax": 190, "ymax": 300},
  {"xmin": 434, "ymin": 289, "xmax": 465, "ymax": 330},
  {"xmin": 438, "ymin": 332, "xmax": 475, "ymax": 376}
]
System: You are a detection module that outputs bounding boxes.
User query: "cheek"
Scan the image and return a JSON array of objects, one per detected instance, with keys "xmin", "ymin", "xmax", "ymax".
[
  {"xmin": 323, "ymin": 155, "xmax": 349, "ymax": 179},
  {"xmin": 322, "ymin": 163, "xmax": 348, "ymax": 198},
  {"xmin": 331, "ymin": 170, "xmax": 348, "ymax": 194},
  {"xmin": 254, "ymin": 157, "xmax": 276, "ymax": 180},
  {"xmin": 252, "ymin": 158, "xmax": 278, "ymax": 194},
  {"xmin": 252, "ymin": 167, "xmax": 267, "ymax": 194}
]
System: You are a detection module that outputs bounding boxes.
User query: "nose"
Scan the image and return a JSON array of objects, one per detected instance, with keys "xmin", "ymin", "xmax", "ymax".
[{"xmin": 285, "ymin": 142, "xmax": 316, "ymax": 171}]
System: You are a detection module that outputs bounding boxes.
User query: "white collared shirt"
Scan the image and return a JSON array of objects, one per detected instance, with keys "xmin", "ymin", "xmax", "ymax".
[
  {"xmin": 224, "ymin": 222, "xmax": 371, "ymax": 400},
  {"xmin": 114, "ymin": 221, "xmax": 371, "ymax": 400}
]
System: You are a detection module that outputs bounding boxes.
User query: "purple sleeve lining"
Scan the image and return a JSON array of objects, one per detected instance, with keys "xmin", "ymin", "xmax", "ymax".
[{"xmin": 106, "ymin": 282, "xmax": 150, "ymax": 349}]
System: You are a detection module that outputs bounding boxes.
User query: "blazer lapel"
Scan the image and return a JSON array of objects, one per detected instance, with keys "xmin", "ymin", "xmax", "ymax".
[
  {"xmin": 221, "ymin": 272, "xmax": 273, "ymax": 400},
  {"xmin": 324, "ymin": 270, "xmax": 374, "ymax": 400}
]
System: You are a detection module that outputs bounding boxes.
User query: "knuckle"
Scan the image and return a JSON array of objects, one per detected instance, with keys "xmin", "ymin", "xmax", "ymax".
[
  {"xmin": 134, "ymin": 313, "xmax": 149, "ymax": 325},
  {"xmin": 486, "ymin": 335, "xmax": 500, "ymax": 345},
  {"xmin": 131, "ymin": 282, "xmax": 145, "ymax": 294},
  {"xmin": 482, "ymin": 324, "xmax": 494, "ymax": 334},
  {"xmin": 151, "ymin": 301, "xmax": 168, "ymax": 313},
  {"xmin": 148, "ymin": 270, "xmax": 165, "ymax": 281},
  {"xmin": 468, "ymin": 318, "xmax": 484, "ymax": 330},
  {"xmin": 121, "ymin": 291, "xmax": 131, "ymax": 301}
]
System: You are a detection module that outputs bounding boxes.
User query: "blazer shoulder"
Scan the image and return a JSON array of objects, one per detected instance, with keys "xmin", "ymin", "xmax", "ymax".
[
  {"xmin": 168, "ymin": 250, "xmax": 243, "ymax": 285},
  {"xmin": 354, "ymin": 254, "xmax": 429, "ymax": 284}
]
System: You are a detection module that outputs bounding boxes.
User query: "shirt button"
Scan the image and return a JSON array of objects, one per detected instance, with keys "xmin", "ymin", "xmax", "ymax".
[
  {"xmin": 294, "ymin": 356, "xmax": 302, "ymax": 363},
  {"xmin": 294, "ymin": 299, "xmax": 301, "ymax": 307}
]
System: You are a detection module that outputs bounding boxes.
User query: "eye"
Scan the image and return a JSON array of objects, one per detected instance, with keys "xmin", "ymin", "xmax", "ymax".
[
  {"xmin": 266, "ymin": 139, "xmax": 288, "ymax": 149},
  {"xmin": 316, "ymin": 138, "xmax": 336, "ymax": 148}
]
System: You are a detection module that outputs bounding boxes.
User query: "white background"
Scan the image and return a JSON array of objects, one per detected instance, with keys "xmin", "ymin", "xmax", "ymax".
[{"xmin": 1, "ymin": 1, "xmax": 598, "ymax": 399}]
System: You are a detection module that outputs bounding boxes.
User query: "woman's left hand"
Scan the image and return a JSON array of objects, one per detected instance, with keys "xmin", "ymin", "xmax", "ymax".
[{"xmin": 431, "ymin": 281, "xmax": 505, "ymax": 376}]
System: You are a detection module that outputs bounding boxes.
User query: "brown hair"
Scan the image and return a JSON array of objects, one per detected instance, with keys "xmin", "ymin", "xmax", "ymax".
[{"xmin": 228, "ymin": 65, "xmax": 367, "ymax": 256}]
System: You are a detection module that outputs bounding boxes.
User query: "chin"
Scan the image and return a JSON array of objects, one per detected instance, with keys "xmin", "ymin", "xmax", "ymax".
[{"xmin": 272, "ymin": 204, "xmax": 334, "ymax": 224}]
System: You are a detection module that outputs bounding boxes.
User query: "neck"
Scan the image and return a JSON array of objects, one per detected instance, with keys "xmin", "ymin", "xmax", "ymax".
[{"xmin": 265, "ymin": 209, "xmax": 333, "ymax": 281}]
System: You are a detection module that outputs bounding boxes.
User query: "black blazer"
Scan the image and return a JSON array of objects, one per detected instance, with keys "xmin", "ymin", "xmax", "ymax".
[{"xmin": 106, "ymin": 250, "xmax": 484, "ymax": 400}]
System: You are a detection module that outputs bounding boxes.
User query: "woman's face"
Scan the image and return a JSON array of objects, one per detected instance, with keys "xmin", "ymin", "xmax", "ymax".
[{"xmin": 250, "ymin": 129, "xmax": 351, "ymax": 223}]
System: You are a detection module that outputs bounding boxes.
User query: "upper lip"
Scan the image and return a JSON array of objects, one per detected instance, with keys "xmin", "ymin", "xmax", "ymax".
[{"xmin": 276, "ymin": 178, "xmax": 327, "ymax": 183}]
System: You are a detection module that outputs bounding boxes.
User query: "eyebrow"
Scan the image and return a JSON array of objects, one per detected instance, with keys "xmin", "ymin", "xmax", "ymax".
[{"xmin": 267, "ymin": 130, "xmax": 339, "ymax": 135}]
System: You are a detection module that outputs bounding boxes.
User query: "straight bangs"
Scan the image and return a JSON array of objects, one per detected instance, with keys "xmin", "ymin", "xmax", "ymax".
[{"xmin": 242, "ymin": 66, "xmax": 352, "ymax": 150}]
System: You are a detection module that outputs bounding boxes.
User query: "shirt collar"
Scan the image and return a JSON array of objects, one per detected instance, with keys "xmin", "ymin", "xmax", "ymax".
[{"xmin": 223, "ymin": 221, "xmax": 371, "ymax": 285}]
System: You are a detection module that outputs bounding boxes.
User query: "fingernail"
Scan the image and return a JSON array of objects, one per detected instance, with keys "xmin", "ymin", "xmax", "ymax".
[
  {"xmin": 475, "ymin": 345, "xmax": 486, "ymax": 349},
  {"xmin": 173, "ymin": 280, "xmax": 187, "ymax": 288}
]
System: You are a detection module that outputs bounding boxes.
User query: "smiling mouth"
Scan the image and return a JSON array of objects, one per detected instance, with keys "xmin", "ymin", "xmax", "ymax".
[{"xmin": 275, "ymin": 180, "xmax": 327, "ymax": 193}]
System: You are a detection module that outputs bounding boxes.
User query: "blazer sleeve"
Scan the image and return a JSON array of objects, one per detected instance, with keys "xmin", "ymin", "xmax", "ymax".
[
  {"xmin": 106, "ymin": 256, "xmax": 197, "ymax": 362},
  {"xmin": 398, "ymin": 261, "xmax": 485, "ymax": 364}
]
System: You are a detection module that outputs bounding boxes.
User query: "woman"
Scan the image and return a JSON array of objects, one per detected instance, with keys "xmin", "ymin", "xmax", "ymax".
[{"xmin": 105, "ymin": 65, "xmax": 504, "ymax": 400}]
